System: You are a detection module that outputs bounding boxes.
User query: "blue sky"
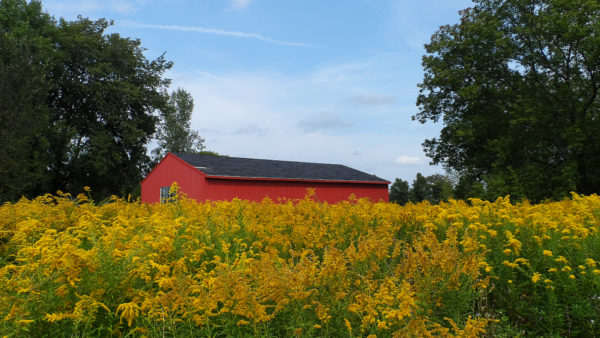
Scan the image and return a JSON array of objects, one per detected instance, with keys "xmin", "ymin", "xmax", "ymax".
[{"xmin": 42, "ymin": 0, "xmax": 473, "ymax": 184}]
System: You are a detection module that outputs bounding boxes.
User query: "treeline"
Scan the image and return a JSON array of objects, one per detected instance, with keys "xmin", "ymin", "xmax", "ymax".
[
  {"xmin": 0, "ymin": 0, "xmax": 205, "ymax": 202},
  {"xmin": 389, "ymin": 173, "xmax": 487, "ymax": 205}
]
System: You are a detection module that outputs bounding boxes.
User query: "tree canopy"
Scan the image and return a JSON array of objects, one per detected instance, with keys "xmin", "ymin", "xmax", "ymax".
[
  {"xmin": 152, "ymin": 88, "xmax": 206, "ymax": 161},
  {"xmin": 0, "ymin": 0, "xmax": 173, "ymax": 201},
  {"xmin": 415, "ymin": 0, "xmax": 600, "ymax": 201}
]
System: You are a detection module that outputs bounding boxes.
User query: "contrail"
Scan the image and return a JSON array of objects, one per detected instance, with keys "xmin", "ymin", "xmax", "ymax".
[{"xmin": 130, "ymin": 22, "xmax": 319, "ymax": 48}]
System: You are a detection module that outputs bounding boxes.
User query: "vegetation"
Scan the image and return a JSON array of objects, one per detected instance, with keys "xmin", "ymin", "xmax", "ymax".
[
  {"xmin": 152, "ymin": 88, "xmax": 207, "ymax": 161},
  {"xmin": 389, "ymin": 173, "xmax": 454, "ymax": 205},
  {"xmin": 1, "ymin": 188, "xmax": 600, "ymax": 336},
  {"xmin": 0, "ymin": 0, "xmax": 209, "ymax": 203},
  {"xmin": 415, "ymin": 0, "xmax": 600, "ymax": 202}
]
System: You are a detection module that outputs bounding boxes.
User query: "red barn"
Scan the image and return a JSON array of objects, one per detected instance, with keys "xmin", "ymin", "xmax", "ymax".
[{"xmin": 141, "ymin": 152, "xmax": 390, "ymax": 203}]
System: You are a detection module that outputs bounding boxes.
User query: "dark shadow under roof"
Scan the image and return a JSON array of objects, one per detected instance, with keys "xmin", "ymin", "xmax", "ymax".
[{"xmin": 172, "ymin": 153, "xmax": 389, "ymax": 183}]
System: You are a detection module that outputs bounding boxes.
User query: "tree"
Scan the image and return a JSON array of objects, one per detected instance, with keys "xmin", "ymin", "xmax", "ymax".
[
  {"xmin": 389, "ymin": 178, "xmax": 410, "ymax": 205},
  {"xmin": 152, "ymin": 88, "xmax": 205, "ymax": 160},
  {"xmin": 453, "ymin": 175, "xmax": 486, "ymax": 200},
  {"xmin": 0, "ymin": 1, "xmax": 173, "ymax": 201},
  {"xmin": 426, "ymin": 174, "xmax": 454, "ymax": 204},
  {"xmin": 49, "ymin": 17, "xmax": 172, "ymax": 200},
  {"xmin": 411, "ymin": 173, "xmax": 431, "ymax": 203},
  {"xmin": 0, "ymin": 0, "xmax": 53, "ymax": 201},
  {"xmin": 414, "ymin": 0, "xmax": 600, "ymax": 201}
]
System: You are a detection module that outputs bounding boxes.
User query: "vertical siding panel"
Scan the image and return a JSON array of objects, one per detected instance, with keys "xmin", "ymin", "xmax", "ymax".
[{"xmin": 203, "ymin": 179, "xmax": 388, "ymax": 203}]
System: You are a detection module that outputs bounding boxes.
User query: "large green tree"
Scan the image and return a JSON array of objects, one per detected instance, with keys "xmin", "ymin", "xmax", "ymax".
[
  {"xmin": 0, "ymin": 0, "xmax": 173, "ymax": 201},
  {"xmin": 414, "ymin": 0, "xmax": 600, "ymax": 201},
  {"xmin": 0, "ymin": 0, "xmax": 53, "ymax": 201}
]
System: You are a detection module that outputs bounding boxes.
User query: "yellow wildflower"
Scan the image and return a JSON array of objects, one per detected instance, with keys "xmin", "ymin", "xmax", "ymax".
[
  {"xmin": 555, "ymin": 256, "xmax": 568, "ymax": 263},
  {"xmin": 116, "ymin": 302, "xmax": 140, "ymax": 327},
  {"xmin": 531, "ymin": 273, "xmax": 541, "ymax": 283},
  {"xmin": 514, "ymin": 258, "xmax": 529, "ymax": 266},
  {"xmin": 344, "ymin": 318, "xmax": 352, "ymax": 334}
]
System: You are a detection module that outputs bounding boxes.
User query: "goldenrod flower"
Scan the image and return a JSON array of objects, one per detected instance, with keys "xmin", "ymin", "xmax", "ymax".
[
  {"xmin": 555, "ymin": 256, "xmax": 568, "ymax": 263},
  {"xmin": 344, "ymin": 318, "xmax": 352, "ymax": 333},
  {"xmin": 116, "ymin": 302, "xmax": 140, "ymax": 327}
]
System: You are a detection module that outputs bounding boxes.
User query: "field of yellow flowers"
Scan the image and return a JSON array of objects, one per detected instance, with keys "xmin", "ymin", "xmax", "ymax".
[{"xmin": 1, "ymin": 186, "xmax": 600, "ymax": 337}]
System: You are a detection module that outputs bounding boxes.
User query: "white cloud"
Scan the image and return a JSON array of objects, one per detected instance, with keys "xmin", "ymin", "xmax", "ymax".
[
  {"xmin": 129, "ymin": 23, "xmax": 318, "ymax": 48},
  {"xmin": 297, "ymin": 112, "xmax": 353, "ymax": 132},
  {"xmin": 231, "ymin": 0, "xmax": 253, "ymax": 11},
  {"xmin": 347, "ymin": 94, "xmax": 396, "ymax": 106},
  {"xmin": 110, "ymin": 0, "xmax": 138, "ymax": 14},
  {"xmin": 234, "ymin": 124, "xmax": 268, "ymax": 136},
  {"xmin": 394, "ymin": 155, "xmax": 423, "ymax": 165}
]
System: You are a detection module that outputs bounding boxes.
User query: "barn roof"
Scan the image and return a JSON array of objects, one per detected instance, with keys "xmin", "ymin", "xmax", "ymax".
[{"xmin": 171, "ymin": 152, "xmax": 389, "ymax": 183}]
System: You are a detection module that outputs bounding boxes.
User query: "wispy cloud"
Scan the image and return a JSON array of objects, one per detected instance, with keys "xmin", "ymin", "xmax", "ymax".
[
  {"xmin": 129, "ymin": 23, "xmax": 318, "ymax": 48},
  {"xmin": 234, "ymin": 124, "xmax": 268, "ymax": 136},
  {"xmin": 231, "ymin": 0, "xmax": 253, "ymax": 11},
  {"xmin": 297, "ymin": 112, "xmax": 354, "ymax": 132},
  {"xmin": 359, "ymin": 0, "xmax": 426, "ymax": 38},
  {"xmin": 347, "ymin": 94, "xmax": 396, "ymax": 106},
  {"xmin": 395, "ymin": 156, "xmax": 423, "ymax": 165}
]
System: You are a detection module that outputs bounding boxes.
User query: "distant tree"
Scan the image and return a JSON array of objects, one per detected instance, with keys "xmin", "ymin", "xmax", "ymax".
[
  {"xmin": 453, "ymin": 175, "xmax": 486, "ymax": 200},
  {"xmin": 414, "ymin": 0, "xmax": 600, "ymax": 201},
  {"xmin": 0, "ymin": 0, "xmax": 173, "ymax": 201},
  {"xmin": 411, "ymin": 173, "xmax": 431, "ymax": 203},
  {"xmin": 152, "ymin": 88, "xmax": 205, "ymax": 161},
  {"xmin": 426, "ymin": 174, "xmax": 454, "ymax": 204},
  {"xmin": 389, "ymin": 178, "xmax": 411, "ymax": 205}
]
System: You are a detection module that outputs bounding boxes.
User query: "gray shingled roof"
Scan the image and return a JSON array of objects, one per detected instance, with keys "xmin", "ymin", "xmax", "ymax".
[{"xmin": 172, "ymin": 152, "xmax": 389, "ymax": 183}]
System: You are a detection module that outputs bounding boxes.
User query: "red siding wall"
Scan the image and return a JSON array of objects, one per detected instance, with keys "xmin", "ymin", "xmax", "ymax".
[
  {"xmin": 141, "ymin": 154, "xmax": 206, "ymax": 203},
  {"xmin": 204, "ymin": 178, "xmax": 389, "ymax": 203}
]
